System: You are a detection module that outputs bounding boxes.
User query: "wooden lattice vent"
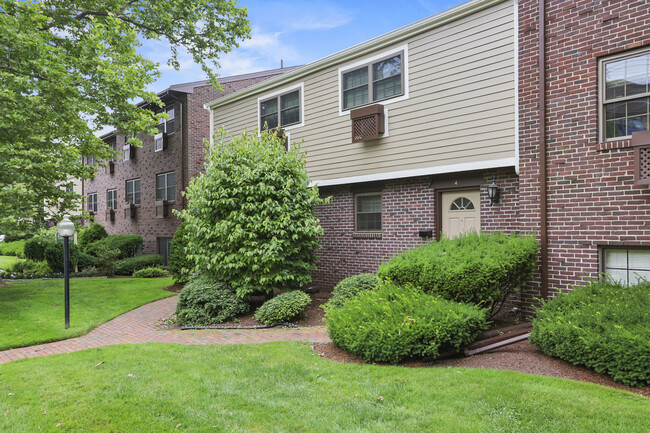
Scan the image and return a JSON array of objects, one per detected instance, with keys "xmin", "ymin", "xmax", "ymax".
[
  {"xmin": 632, "ymin": 130, "xmax": 650, "ymax": 186},
  {"xmin": 350, "ymin": 104, "xmax": 384, "ymax": 143}
]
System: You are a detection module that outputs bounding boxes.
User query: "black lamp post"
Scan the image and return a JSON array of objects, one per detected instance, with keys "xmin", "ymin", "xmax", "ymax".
[
  {"xmin": 487, "ymin": 180, "xmax": 501, "ymax": 206},
  {"xmin": 57, "ymin": 215, "xmax": 75, "ymax": 329}
]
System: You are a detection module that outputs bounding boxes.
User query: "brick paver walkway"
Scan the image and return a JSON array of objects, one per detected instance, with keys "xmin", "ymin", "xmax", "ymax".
[{"xmin": 0, "ymin": 296, "xmax": 330, "ymax": 365}]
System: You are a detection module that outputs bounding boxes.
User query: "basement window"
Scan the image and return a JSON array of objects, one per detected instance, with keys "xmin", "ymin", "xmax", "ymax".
[{"xmin": 601, "ymin": 247, "xmax": 650, "ymax": 285}]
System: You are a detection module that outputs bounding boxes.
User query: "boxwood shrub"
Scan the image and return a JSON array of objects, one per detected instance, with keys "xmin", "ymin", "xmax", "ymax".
[
  {"xmin": 23, "ymin": 237, "xmax": 55, "ymax": 261},
  {"xmin": 115, "ymin": 254, "xmax": 163, "ymax": 276},
  {"xmin": 254, "ymin": 290, "xmax": 312, "ymax": 325},
  {"xmin": 86, "ymin": 234, "xmax": 143, "ymax": 260},
  {"xmin": 328, "ymin": 274, "xmax": 379, "ymax": 309},
  {"xmin": 133, "ymin": 267, "xmax": 168, "ymax": 278},
  {"xmin": 77, "ymin": 222, "xmax": 108, "ymax": 251},
  {"xmin": 44, "ymin": 242, "xmax": 79, "ymax": 273},
  {"xmin": 176, "ymin": 274, "xmax": 250, "ymax": 325},
  {"xmin": 530, "ymin": 281, "xmax": 650, "ymax": 387},
  {"xmin": 377, "ymin": 232, "xmax": 538, "ymax": 314},
  {"xmin": 325, "ymin": 282, "xmax": 488, "ymax": 364}
]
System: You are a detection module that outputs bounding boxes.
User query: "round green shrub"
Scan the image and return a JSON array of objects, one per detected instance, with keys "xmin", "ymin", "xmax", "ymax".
[
  {"xmin": 377, "ymin": 232, "xmax": 538, "ymax": 315},
  {"xmin": 114, "ymin": 254, "xmax": 163, "ymax": 276},
  {"xmin": 23, "ymin": 237, "xmax": 55, "ymax": 261},
  {"xmin": 86, "ymin": 234, "xmax": 143, "ymax": 260},
  {"xmin": 77, "ymin": 222, "xmax": 108, "ymax": 251},
  {"xmin": 175, "ymin": 274, "xmax": 250, "ymax": 326},
  {"xmin": 254, "ymin": 290, "xmax": 311, "ymax": 325},
  {"xmin": 77, "ymin": 252, "xmax": 96, "ymax": 270},
  {"xmin": 325, "ymin": 282, "xmax": 488, "ymax": 364},
  {"xmin": 530, "ymin": 281, "xmax": 650, "ymax": 387},
  {"xmin": 169, "ymin": 222, "xmax": 192, "ymax": 284},
  {"xmin": 328, "ymin": 274, "xmax": 379, "ymax": 309},
  {"xmin": 133, "ymin": 267, "xmax": 168, "ymax": 278},
  {"xmin": 178, "ymin": 128, "xmax": 327, "ymax": 298},
  {"xmin": 44, "ymin": 242, "xmax": 79, "ymax": 273}
]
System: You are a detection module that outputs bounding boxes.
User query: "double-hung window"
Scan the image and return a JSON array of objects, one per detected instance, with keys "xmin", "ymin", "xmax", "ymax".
[
  {"xmin": 355, "ymin": 193, "xmax": 382, "ymax": 232},
  {"xmin": 126, "ymin": 178, "xmax": 141, "ymax": 205},
  {"xmin": 106, "ymin": 189, "xmax": 117, "ymax": 210},
  {"xmin": 158, "ymin": 105, "xmax": 175, "ymax": 134},
  {"xmin": 260, "ymin": 89, "xmax": 301, "ymax": 130},
  {"xmin": 342, "ymin": 52, "xmax": 403, "ymax": 110},
  {"xmin": 87, "ymin": 193, "xmax": 98, "ymax": 213},
  {"xmin": 601, "ymin": 49, "xmax": 650, "ymax": 140},
  {"xmin": 156, "ymin": 172, "xmax": 175, "ymax": 202},
  {"xmin": 108, "ymin": 139, "xmax": 118, "ymax": 162}
]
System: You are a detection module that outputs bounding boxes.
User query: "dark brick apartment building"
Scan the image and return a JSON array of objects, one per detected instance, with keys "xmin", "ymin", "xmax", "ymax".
[{"xmin": 82, "ymin": 68, "xmax": 295, "ymax": 263}]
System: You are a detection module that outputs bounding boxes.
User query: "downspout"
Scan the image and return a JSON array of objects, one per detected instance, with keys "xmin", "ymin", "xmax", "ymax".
[{"xmin": 538, "ymin": 0, "xmax": 548, "ymax": 299}]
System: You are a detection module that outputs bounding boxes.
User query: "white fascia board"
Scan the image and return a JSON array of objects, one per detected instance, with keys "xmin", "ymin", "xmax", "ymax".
[
  {"xmin": 204, "ymin": 0, "xmax": 509, "ymax": 110},
  {"xmin": 309, "ymin": 157, "xmax": 516, "ymax": 187}
]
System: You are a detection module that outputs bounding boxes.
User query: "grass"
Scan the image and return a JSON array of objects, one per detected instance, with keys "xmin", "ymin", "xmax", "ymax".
[
  {"xmin": 0, "ymin": 342, "xmax": 647, "ymax": 432},
  {"xmin": 0, "ymin": 255, "xmax": 22, "ymax": 270},
  {"xmin": 0, "ymin": 277, "xmax": 174, "ymax": 350}
]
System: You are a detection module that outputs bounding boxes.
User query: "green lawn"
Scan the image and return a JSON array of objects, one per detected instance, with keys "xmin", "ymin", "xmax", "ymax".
[
  {"xmin": 0, "ymin": 277, "xmax": 174, "ymax": 350},
  {"xmin": 0, "ymin": 255, "xmax": 21, "ymax": 270},
  {"xmin": 0, "ymin": 342, "xmax": 646, "ymax": 433}
]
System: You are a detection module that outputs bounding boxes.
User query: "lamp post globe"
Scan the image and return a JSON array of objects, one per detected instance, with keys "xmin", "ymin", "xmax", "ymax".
[
  {"xmin": 57, "ymin": 215, "xmax": 75, "ymax": 237},
  {"xmin": 57, "ymin": 215, "xmax": 75, "ymax": 329}
]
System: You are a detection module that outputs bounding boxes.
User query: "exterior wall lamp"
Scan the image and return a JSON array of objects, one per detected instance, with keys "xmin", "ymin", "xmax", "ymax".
[
  {"xmin": 487, "ymin": 180, "xmax": 500, "ymax": 206},
  {"xmin": 57, "ymin": 215, "xmax": 75, "ymax": 329}
]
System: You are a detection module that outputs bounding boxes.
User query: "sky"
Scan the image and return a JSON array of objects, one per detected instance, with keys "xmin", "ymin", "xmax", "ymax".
[{"xmin": 144, "ymin": 0, "xmax": 469, "ymax": 93}]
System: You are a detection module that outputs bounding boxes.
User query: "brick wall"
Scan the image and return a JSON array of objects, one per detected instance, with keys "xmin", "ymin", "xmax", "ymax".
[{"xmin": 518, "ymin": 0, "xmax": 650, "ymax": 309}]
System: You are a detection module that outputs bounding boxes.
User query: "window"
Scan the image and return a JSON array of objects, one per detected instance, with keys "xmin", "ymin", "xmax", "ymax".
[
  {"xmin": 601, "ymin": 49, "xmax": 650, "ymax": 140},
  {"xmin": 156, "ymin": 172, "xmax": 175, "ymax": 202},
  {"xmin": 602, "ymin": 248, "xmax": 650, "ymax": 285},
  {"xmin": 126, "ymin": 178, "xmax": 141, "ymax": 205},
  {"xmin": 355, "ymin": 193, "xmax": 382, "ymax": 232},
  {"xmin": 450, "ymin": 197, "xmax": 475, "ymax": 211},
  {"xmin": 157, "ymin": 237, "xmax": 172, "ymax": 266},
  {"xmin": 260, "ymin": 88, "xmax": 301, "ymax": 130},
  {"xmin": 108, "ymin": 139, "xmax": 118, "ymax": 162},
  {"xmin": 87, "ymin": 156, "xmax": 96, "ymax": 166},
  {"xmin": 158, "ymin": 105, "xmax": 175, "ymax": 134},
  {"xmin": 106, "ymin": 189, "xmax": 117, "ymax": 210},
  {"xmin": 87, "ymin": 193, "xmax": 98, "ymax": 213},
  {"xmin": 342, "ymin": 52, "xmax": 403, "ymax": 110},
  {"xmin": 64, "ymin": 183, "xmax": 74, "ymax": 193}
]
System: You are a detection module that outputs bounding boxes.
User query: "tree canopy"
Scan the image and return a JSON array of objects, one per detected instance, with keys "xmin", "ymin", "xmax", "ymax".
[{"xmin": 0, "ymin": 0, "xmax": 250, "ymax": 231}]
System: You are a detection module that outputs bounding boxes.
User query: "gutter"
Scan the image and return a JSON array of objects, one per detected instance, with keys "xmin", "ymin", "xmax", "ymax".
[{"xmin": 539, "ymin": 0, "xmax": 548, "ymax": 299}]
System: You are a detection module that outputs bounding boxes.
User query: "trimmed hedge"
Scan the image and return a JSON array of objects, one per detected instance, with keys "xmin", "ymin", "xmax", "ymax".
[
  {"xmin": 44, "ymin": 242, "xmax": 79, "ymax": 273},
  {"xmin": 530, "ymin": 281, "xmax": 650, "ymax": 387},
  {"xmin": 114, "ymin": 254, "xmax": 163, "ymax": 276},
  {"xmin": 254, "ymin": 291, "xmax": 311, "ymax": 325},
  {"xmin": 175, "ymin": 274, "xmax": 250, "ymax": 325},
  {"xmin": 377, "ymin": 232, "xmax": 538, "ymax": 313},
  {"xmin": 10, "ymin": 259, "xmax": 52, "ymax": 275},
  {"xmin": 77, "ymin": 222, "xmax": 108, "ymax": 251},
  {"xmin": 86, "ymin": 234, "xmax": 143, "ymax": 260},
  {"xmin": 133, "ymin": 267, "xmax": 168, "ymax": 278},
  {"xmin": 169, "ymin": 222, "xmax": 192, "ymax": 284},
  {"xmin": 325, "ymin": 282, "xmax": 488, "ymax": 364},
  {"xmin": 23, "ymin": 237, "xmax": 55, "ymax": 261},
  {"xmin": 0, "ymin": 240, "xmax": 26, "ymax": 258},
  {"xmin": 328, "ymin": 274, "xmax": 379, "ymax": 309}
]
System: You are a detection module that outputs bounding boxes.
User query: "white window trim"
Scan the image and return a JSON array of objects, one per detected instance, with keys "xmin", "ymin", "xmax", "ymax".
[
  {"xmin": 87, "ymin": 193, "xmax": 98, "ymax": 213},
  {"xmin": 156, "ymin": 171, "xmax": 176, "ymax": 202},
  {"xmin": 257, "ymin": 82, "xmax": 305, "ymax": 132},
  {"xmin": 598, "ymin": 46, "xmax": 650, "ymax": 143},
  {"xmin": 126, "ymin": 178, "xmax": 141, "ymax": 206},
  {"xmin": 338, "ymin": 43, "xmax": 409, "ymax": 116},
  {"xmin": 106, "ymin": 189, "xmax": 118, "ymax": 210}
]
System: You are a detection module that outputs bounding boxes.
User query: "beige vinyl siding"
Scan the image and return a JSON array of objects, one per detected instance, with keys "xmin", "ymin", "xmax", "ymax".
[{"xmin": 212, "ymin": 0, "xmax": 515, "ymax": 183}]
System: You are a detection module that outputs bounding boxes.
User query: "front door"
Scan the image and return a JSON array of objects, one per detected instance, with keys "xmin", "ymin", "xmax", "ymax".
[{"xmin": 441, "ymin": 190, "xmax": 481, "ymax": 239}]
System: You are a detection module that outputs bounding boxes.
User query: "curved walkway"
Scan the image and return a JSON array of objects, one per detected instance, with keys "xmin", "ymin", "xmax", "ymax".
[{"xmin": 0, "ymin": 296, "xmax": 330, "ymax": 365}]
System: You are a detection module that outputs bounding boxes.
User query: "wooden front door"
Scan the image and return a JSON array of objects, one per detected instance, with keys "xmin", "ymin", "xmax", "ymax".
[{"xmin": 441, "ymin": 190, "xmax": 481, "ymax": 239}]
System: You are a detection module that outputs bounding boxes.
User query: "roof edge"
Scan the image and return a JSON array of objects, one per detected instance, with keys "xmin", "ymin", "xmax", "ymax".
[{"xmin": 205, "ymin": 0, "xmax": 507, "ymax": 110}]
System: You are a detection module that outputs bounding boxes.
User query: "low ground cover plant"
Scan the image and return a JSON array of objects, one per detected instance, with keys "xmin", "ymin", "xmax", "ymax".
[
  {"xmin": 133, "ymin": 267, "xmax": 168, "ymax": 278},
  {"xmin": 85, "ymin": 234, "xmax": 143, "ymax": 260},
  {"xmin": 530, "ymin": 280, "xmax": 650, "ymax": 387},
  {"xmin": 115, "ymin": 254, "xmax": 163, "ymax": 275},
  {"xmin": 175, "ymin": 274, "xmax": 250, "ymax": 326},
  {"xmin": 377, "ymin": 232, "xmax": 538, "ymax": 315},
  {"xmin": 325, "ymin": 282, "xmax": 488, "ymax": 363},
  {"xmin": 255, "ymin": 290, "xmax": 311, "ymax": 325},
  {"xmin": 328, "ymin": 273, "xmax": 379, "ymax": 309}
]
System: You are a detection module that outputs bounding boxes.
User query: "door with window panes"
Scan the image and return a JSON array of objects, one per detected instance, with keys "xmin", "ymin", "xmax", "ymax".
[{"xmin": 441, "ymin": 190, "xmax": 480, "ymax": 239}]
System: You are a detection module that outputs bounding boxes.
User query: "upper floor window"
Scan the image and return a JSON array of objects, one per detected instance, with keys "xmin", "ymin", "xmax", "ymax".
[
  {"xmin": 342, "ymin": 52, "xmax": 403, "ymax": 110},
  {"xmin": 87, "ymin": 156, "xmax": 96, "ymax": 166},
  {"xmin": 260, "ymin": 89, "xmax": 301, "ymax": 130},
  {"xmin": 87, "ymin": 193, "xmax": 98, "ymax": 213},
  {"xmin": 602, "ymin": 49, "xmax": 650, "ymax": 140},
  {"xmin": 126, "ymin": 178, "xmax": 141, "ymax": 205},
  {"xmin": 158, "ymin": 105, "xmax": 175, "ymax": 134},
  {"xmin": 106, "ymin": 189, "xmax": 117, "ymax": 210},
  {"xmin": 156, "ymin": 172, "xmax": 175, "ymax": 202},
  {"xmin": 108, "ymin": 139, "xmax": 118, "ymax": 162}
]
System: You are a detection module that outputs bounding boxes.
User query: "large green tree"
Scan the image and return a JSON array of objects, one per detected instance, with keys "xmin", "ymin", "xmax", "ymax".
[{"xmin": 0, "ymin": 0, "xmax": 250, "ymax": 231}]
